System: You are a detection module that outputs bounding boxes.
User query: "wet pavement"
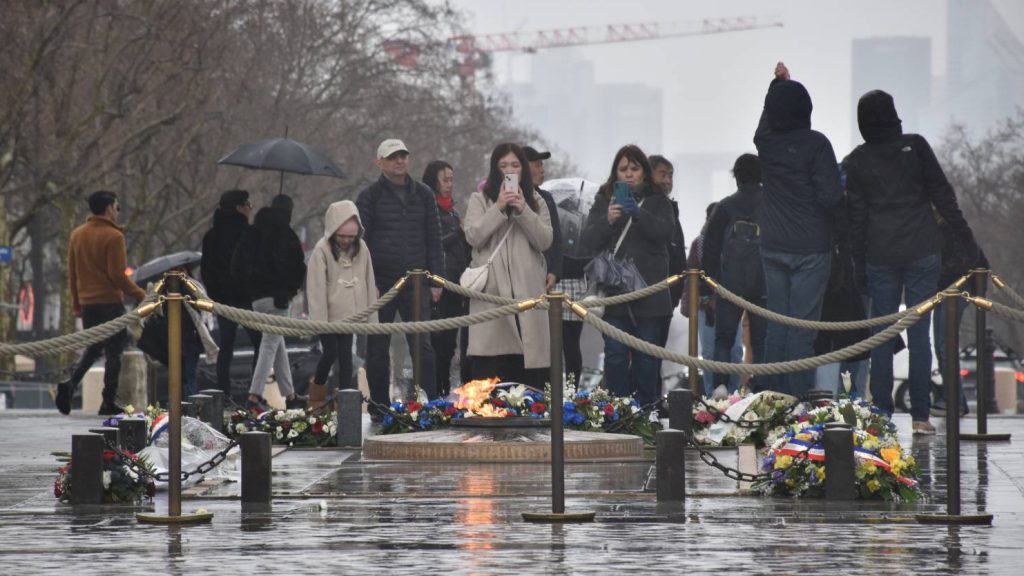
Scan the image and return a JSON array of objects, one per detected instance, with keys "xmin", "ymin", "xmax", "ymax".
[{"xmin": 1, "ymin": 409, "xmax": 1022, "ymax": 575}]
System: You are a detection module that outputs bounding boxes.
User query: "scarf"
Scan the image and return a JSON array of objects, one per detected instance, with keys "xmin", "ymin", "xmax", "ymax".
[{"xmin": 435, "ymin": 194, "xmax": 454, "ymax": 213}]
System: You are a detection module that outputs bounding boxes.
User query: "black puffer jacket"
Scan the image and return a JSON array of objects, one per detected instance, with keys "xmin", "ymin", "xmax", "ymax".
[
  {"xmin": 844, "ymin": 89, "xmax": 976, "ymax": 269},
  {"xmin": 666, "ymin": 198, "xmax": 687, "ymax": 308},
  {"xmin": 356, "ymin": 175, "xmax": 444, "ymax": 290},
  {"xmin": 583, "ymin": 184, "xmax": 674, "ymax": 319},
  {"xmin": 754, "ymin": 78, "xmax": 842, "ymax": 254},
  {"xmin": 436, "ymin": 202, "xmax": 468, "ymax": 282},
  {"xmin": 200, "ymin": 207, "xmax": 252, "ymax": 306},
  {"xmin": 231, "ymin": 207, "xmax": 306, "ymax": 304}
]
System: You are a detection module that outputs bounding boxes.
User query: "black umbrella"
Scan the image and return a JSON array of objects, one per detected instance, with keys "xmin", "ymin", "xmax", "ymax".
[
  {"xmin": 132, "ymin": 250, "xmax": 202, "ymax": 286},
  {"xmin": 217, "ymin": 137, "xmax": 344, "ymax": 194}
]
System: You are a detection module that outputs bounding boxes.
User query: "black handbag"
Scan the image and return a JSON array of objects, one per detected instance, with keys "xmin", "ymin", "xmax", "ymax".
[{"xmin": 584, "ymin": 202, "xmax": 648, "ymax": 296}]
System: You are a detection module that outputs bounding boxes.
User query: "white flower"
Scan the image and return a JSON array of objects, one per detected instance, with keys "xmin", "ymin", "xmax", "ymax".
[
  {"xmin": 498, "ymin": 384, "xmax": 528, "ymax": 407},
  {"xmin": 288, "ymin": 428, "xmax": 299, "ymax": 439},
  {"xmin": 235, "ymin": 423, "xmax": 248, "ymax": 434},
  {"xmin": 275, "ymin": 430, "xmax": 283, "ymax": 439},
  {"xmin": 309, "ymin": 417, "xmax": 317, "ymax": 425},
  {"xmin": 102, "ymin": 470, "xmax": 112, "ymax": 489}
]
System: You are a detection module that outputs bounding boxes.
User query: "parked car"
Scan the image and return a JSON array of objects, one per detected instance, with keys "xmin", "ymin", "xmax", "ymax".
[{"xmin": 893, "ymin": 342, "xmax": 1024, "ymax": 415}]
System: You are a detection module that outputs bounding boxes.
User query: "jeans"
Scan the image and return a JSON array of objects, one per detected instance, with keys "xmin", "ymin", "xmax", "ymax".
[
  {"xmin": 604, "ymin": 316, "xmax": 663, "ymax": 407},
  {"xmin": 867, "ymin": 253, "xmax": 940, "ymax": 421},
  {"xmin": 215, "ymin": 314, "xmax": 263, "ymax": 397},
  {"xmin": 315, "ymin": 333, "xmax": 355, "ymax": 390},
  {"xmin": 69, "ymin": 303, "xmax": 129, "ymax": 404},
  {"xmin": 713, "ymin": 299, "xmax": 766, "ymax": 392},
  {"xmin": 248, "ymin": 297, "xmax": 295, "ymax": 398},
  {"xmin": 367, "ymin": 286, "xmax": 437, "ymax": 408},
  {"xmin": 699, "ymin": 308, "xmax": 741, "ymax": 396},
  {"xmin": 762, "ymin": 249, "xmax": 831, "ymax": 398}
]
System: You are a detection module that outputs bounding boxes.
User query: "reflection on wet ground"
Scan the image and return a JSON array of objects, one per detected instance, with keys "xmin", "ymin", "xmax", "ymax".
[{"xmin": 1, "ymin": 411, "xmax": 1021, "ymax": 574}]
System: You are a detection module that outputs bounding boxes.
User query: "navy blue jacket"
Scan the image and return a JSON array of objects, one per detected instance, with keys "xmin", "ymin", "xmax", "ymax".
[
  {"xmin": 356, "ymin": 174, "xmax": 444, "ymax": 290},
  {"xmin": 754, "ymin": 79, "xmax": 842, "ymax": 254}
]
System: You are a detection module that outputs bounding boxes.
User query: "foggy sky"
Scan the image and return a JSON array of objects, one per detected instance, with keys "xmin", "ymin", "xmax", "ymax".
[{"xmin": 447, "ymin": 0, "xmax": 1023, "ymax": 164}]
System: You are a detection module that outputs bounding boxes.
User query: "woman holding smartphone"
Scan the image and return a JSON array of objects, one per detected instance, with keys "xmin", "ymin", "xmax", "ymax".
[
  {"xmin": 463, "ymin": 143, "xmax": 553, "ymax": 387},
  {"xmin": 583, "ymin": 145, "xmax": 674, "ymax": 408}
]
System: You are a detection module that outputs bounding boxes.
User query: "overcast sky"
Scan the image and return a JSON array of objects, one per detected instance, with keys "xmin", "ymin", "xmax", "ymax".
[{"xmin": 447, "ymin": 0, "xmax": 1024, "ymax": 161}]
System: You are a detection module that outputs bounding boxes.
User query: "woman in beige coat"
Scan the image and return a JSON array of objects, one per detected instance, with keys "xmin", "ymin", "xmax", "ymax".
[
  {"xmin": 464, "ymin": 143, "xmax": 553, "ymax": 388},
  {"xmin": 306, "ymin": 200, "xmax": 377, "ymax": 404}
]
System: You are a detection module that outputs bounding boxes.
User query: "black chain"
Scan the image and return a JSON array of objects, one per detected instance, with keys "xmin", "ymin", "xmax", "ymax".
[
  {"xmin": 695, "ymin": 397, "xmax": 776, "ymax": 429},
  {"xmin": 603, "ymin": 398, "xmax": 661, "ymax": 433},
  {"xmin": 677, "ymin": 428, "xmax": 812, "ymax": 484},
  {"xmin": 103, "ymin": 438, "xmax": 238, "ymax": 482}
]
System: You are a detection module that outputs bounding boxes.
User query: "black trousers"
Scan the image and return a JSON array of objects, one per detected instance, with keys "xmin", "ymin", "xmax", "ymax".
[
  {"xmin": 366, "ymin": 286, "xmax": 437, "ymax": 408},
  {"xmin": 471, "ymin": 354, "xmax": 547, "ymax": 390},
  {"xmin": 431, "ymin": 289, "xmax": 469, "ymax": 396},
  {"xmin": 315, "ymin": 333, "xmax": 355, "ymax": 389},
  {"xmin": 563, "ymin": 320, "xmax": 584, "ymax": 387},
  {"xmin": 69, "ymin": 303, "xmax": 129, "ymax": 404},
  {"xmin": 215, "ymin": 313, "xmax": 263, "ymax": 397}
]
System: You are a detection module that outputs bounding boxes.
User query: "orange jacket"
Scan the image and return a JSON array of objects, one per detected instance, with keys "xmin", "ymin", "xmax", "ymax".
[{"xmin": 68, "ymin": 215, "xmax": 146, "ymax": 307}]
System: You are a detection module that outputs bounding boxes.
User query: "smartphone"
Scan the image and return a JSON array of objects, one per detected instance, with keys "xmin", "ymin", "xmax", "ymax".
[
  {"xmin": 503, "ymin": 173, "xmax": 519, "ymax": 194},
  {"xmin": 613, "ymin": 181, "xmax": 630, "ymax": 205}
]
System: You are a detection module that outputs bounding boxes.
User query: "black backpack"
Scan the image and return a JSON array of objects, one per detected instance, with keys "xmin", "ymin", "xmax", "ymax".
[{"xmin": 720, "ymin": 199, "xmax": 763, "ymax": 287}]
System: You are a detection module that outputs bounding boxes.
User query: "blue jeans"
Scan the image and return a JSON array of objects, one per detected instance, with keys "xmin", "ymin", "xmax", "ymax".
[
  {"xmin": 867, "ymin": 253, "xmax": 940, "ymax": 421},
  {"xmin": 699, "ymin": 308, "xmax": 741, "ymax": 396},
  {"xmin": 604, "ymin": 316, "xmax": 663, "ymax": 407},
  {"xmin": 761, "ymin": 249, "xmax": 831, "ymax": 398}
]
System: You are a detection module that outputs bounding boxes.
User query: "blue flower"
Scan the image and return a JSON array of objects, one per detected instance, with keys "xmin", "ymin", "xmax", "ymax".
[
  {"xmin": 563, "ymin": 401, "xmax": 576, "ymax": 412},
  {"xmin": 390, "ymin": 401, "xmax": 405, "ymax": 412},
  {"xmin": 383, "ymin": 414, "xmax": 394, "ymax": 426},
  {"xmin": 576, "ymin": 390, "xmax": 590, "ymax": 399},
  {"xmin": 572, "ymin": 412, "xmax": 585, "ymax": 425}
]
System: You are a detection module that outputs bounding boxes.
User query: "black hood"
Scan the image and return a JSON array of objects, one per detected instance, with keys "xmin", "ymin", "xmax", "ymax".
[
  {"xmin": 765, "ymin": 80, "xmax": 812, "ymax": 132},
  {"xmin": 253, "ymin": 206, "xmax": 290, "ymax": 230},
  {"xmin": 212, "ymin": 206, "xmax": 247, "ymax": 228},
  {"xmin": 858, "ymin": 90, "xmax": 903, "ymax": 143}
]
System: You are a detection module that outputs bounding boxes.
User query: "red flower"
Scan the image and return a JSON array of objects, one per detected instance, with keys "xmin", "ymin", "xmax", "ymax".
[
  {"xmin": 102, "ymin": 450, "xmax": 116, "ymax": 462},
  {"xmin": 799, "ymin": 414, "xmax": 809, "ymax": 422},
  {"xmin": 603, "ymin": 404, "xmax": 614, "ymax": 416},
  {"xmin": 531, "ymin": 403, "xmax": 546, "ymax": 414},
  {"xmin": 492, "ymin": 399, "xmax": 506, "ymax": 407},
  {"xmin": 281, "ymin": 420, "xmax": 291, "ymax": 428},
  {"xmin": 408, "ymin": 401, "xmax": 423, "ymax": 412},
  {"xmin": 312, "ymin": 421, "xmax": 324, "ymax": 434},
  {"xmin": 579, "ymin": 398, "xmax": 591, "ymax": 406},
  {"xmin": 444, "ymin": 406, "xmax": 458, "ymax": 416}
]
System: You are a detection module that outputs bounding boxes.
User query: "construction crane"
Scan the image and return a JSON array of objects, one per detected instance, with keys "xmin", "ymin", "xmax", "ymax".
[
  {"xmin": 446, "ymin": 15, "xmax": 783, "ymax": 76},
  {"xmin": 381, "ymin": 15, "xmax": 782, "ymax": 77}
]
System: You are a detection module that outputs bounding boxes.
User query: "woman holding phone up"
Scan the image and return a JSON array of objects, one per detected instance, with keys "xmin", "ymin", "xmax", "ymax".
[
  {"xmin": 583, "ymin": 145, "xmax": 674, "ymax": 408},
  {"xmin": 463, "ymin": 143, "xmax": 553, "ymax": 388}
]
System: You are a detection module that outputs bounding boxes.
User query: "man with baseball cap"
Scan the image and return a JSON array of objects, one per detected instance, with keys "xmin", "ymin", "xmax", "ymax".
[
  {"xmin": 356, "ymin": 138, "xmax": 444, "ymax": 418},
  {"xmin": 523, "ymin": 146, "xmax": 562, "ymax": 292}
]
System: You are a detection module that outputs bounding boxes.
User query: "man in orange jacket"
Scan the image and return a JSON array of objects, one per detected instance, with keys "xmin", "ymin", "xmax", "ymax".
[{"xmin": 56, "ymin": 191, "xmax": 147, "ymax": 415}]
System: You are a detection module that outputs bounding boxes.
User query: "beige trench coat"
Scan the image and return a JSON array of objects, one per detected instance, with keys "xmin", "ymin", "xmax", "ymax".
[
  {"xmin": 464, "ymin": 190, "xmax": 553, "ymax": 369},
  {"xmin": 306, "ymin": 200, "xmax": 378, "ymax": 323}
]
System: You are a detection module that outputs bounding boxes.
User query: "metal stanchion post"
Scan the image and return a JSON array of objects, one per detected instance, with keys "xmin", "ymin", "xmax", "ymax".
[
  {"xmin": 917, "ymin": 290, "xmax": 992, "ymax": 525},
  {"xmin": 523, "ymin": 293, "xmax": 594, "ymax": 523},
  {"xmin": 962, "ymin": 270, "xmax": 1010, "ymax": 442},
  {"xmin": 411, "ymin": 269, "xmax": 424, "ymax": 399},
  {"xmin": 686, "ymin": 269, "xmax": 701, "ymax": 395},
  {"xmin": 240, "ymin": 431, "xmax": 272, "ymax": 504},
  {"xmin": 138, "ymin": 272, "xmax": 212, "ymax": 525},
  {"xmin": 667, "ymin": 388, "xmax": 693, "ymax": 436}
]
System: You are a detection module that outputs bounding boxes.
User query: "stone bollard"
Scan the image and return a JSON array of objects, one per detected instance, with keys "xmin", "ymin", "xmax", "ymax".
[
  {"xmin": 667, "ymin": 388, "xmax": 693, "ymax": 436},
  {"xmin": 656, "ymin": 429, "xmax": 686, "ymax": 502},
  {"xmin": 118, "ymin": 418, "xmax": 148, "ymax": 453},
  {"xmin": 198, "ymin": 389, "xmax": 225, "ymax": 433},
  {"xmin": 71, "ymin": 434, "xmax": 105, "ymax": 504},
  {"xmin": 89, "ymin": 427, "xmax": 120, "ymax": 448},
  {"xmin": 181, "ymin": 401, "xmax": 197, "ymax": 418},
  {"xmin": 240, "ymin": 431, "xmax": 272, "ymax": 504},
  {"xmin": 117, "ymin": 349, "xmax": 148, "ymax": 408},
  {"xmin": 823, "ymin": 422, "xmax": 856, "ymax": 500},
  {"xmin": 188, "ymin": 394, "xmax": 216, "ymax": 428},
  {"xmin": 337, "ymin": 389, "xmax": 363, "ymax": 448}
]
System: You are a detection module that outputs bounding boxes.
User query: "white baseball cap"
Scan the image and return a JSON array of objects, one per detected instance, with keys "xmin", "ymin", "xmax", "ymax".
[{"xmin": 376, "ymin": 139, "xmax": 409, "ymax": 159}]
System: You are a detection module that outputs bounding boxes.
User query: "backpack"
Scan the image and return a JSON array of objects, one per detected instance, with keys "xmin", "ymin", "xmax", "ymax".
[{"xmin": 720, "ymin": 199, "xmax": 763, "ymax": 290}]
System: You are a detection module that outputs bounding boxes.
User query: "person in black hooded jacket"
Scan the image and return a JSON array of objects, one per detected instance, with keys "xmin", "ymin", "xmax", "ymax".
[
  {"xmin": 753, "ymin": 62, "xmax": 842, "ymax": 398},
  {"xmin": 200, "ymin": 189, "xmax": 262, "ymax": 397},
  {"xmin": 844, "ymin": 89, "xmax": 977, "ymax": 434},
  {"xmin": 231, "ymin": 194, "xmax": 307, "ymax": 411}
]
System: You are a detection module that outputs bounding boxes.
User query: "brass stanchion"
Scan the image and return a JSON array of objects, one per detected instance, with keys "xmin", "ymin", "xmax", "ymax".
[
  {"xmin": 962, "ymin": 269, "xmax": 1011, "ymax": 442},
  {"xmin": 411, "ymin": 269, "xmax": 424, "ymax": 400},
  {"xmin": 917, "ymin": 289, "xmax": 992, "ymax": 525},
  {"xmin": 686, "ymin": 269, "xmax": 701, "ymax": 395},
  {"xmin": 523, "ymin": 292, "xmax": 595, "ymax": 523},
  {"xmin": 138, "ymin": 272, "xmax": 212, "ymax": 525}
]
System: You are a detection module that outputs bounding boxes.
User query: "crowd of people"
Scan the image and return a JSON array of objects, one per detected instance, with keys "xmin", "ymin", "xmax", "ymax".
[{"xmin": 55, "ymin": 62, "xmax": 982, "ymax": 434}]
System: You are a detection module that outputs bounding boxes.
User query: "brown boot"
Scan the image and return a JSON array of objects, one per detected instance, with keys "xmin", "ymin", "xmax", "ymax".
[{"xmin": 307, "ymin": 377, "xmax": 328, "ymax": 410}]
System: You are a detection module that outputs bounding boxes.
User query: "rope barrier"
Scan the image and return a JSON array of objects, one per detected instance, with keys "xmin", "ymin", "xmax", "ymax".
[
  {"xmin": 704, "ymin": 274, "xmax": 915, "ymax": 331},
  {"xmin": 573, "ymin": 297, "xmax": 928, "ymax": 376},
  {"xmin": 986, "ymin": 300, "xmax": 1024, "ymax": 324},
  {"xmin": 206, "ymin": 298, "xmax": 545, "ymax": 337},
  {"xmin": 426, "ymin": 274, "xmax": 519, "ymax": 306},
  {"xmin": 576, "ymin": 275, "xmax": 681, "ymax": 308},
  {"xmin": 991, "ymin": 274, "xmax": 1024, "ymax": 310}
]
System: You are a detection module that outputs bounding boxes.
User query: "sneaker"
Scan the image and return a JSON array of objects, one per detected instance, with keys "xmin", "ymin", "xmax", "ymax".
[
  {"xmin": 912, "ymin": 420, "xmax": 937, "ymax": 436},
  {"xmin": 55, "ymin": 381, "xmax": 73, "ymax": 415},
  {"xmin": 285, "ymin": 394, "xmax": 308, "ymax": 410},
  {"xmin": 98, "ymin": 400, "xmax": 125, "ymax": 416},
  {"xmin": 246, "ymin": 396, "xmax": 269, "ymax": 413}
]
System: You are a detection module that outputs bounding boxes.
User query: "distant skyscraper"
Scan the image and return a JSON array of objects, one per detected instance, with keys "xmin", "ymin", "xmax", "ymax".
[
  {"xmin": 943, "ymin": 0, "xmax": 1024, "ymax": 136},
  {"xmin": 850, "ymin": 37, "xmax": 932, "ymax": 148}
]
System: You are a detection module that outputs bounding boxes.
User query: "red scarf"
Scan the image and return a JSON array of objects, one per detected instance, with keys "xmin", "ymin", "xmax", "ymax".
[{"xmin": 435, "ymin": 194, "xmax": 454, "ymax": 213}]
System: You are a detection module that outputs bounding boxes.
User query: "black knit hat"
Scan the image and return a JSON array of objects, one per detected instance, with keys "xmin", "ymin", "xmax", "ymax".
[{"xmin": 219, "ymin": 189, "xmax": 250, "ymax": 210}]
